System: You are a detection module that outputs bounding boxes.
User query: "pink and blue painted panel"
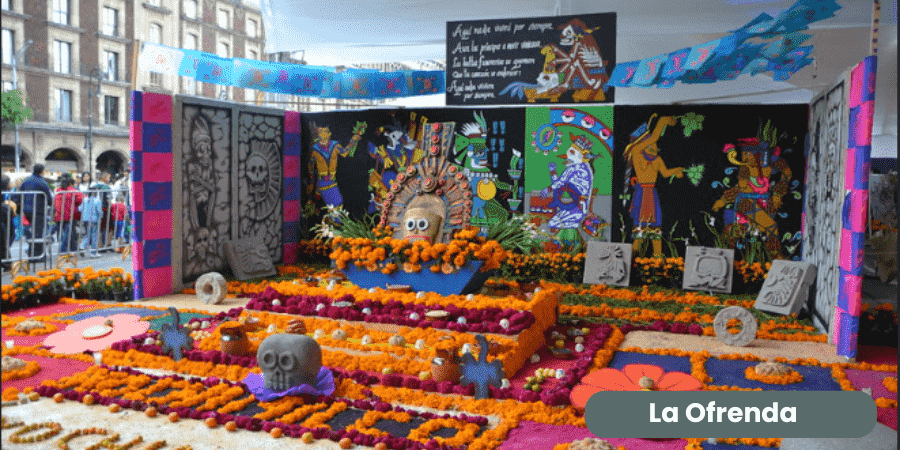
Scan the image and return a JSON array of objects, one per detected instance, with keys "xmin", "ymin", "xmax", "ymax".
[
  {"xmin": 130, "ymin": 91, "xmax": 176, "ymax": 300},
  {"xmin": 835, "ymin": 55, "xmax": 877, "ymax": 358},
  {"xmin": 282, "ymin": 110, "xmax": 302, "ymax": 264}
]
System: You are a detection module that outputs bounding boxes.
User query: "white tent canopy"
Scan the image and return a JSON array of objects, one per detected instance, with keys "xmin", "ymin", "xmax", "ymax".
[{"xmin": 261, "ymin": 0, "xmax": 896, "ymax": 155}]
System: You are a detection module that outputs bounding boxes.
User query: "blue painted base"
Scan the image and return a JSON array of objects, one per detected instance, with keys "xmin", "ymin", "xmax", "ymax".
[{"xmin": 341, "ymin": 260, "xmax": 491, "ymax": 296}]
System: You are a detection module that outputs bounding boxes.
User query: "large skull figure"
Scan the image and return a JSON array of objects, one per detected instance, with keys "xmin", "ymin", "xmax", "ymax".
[
  {"xmin": 257, "ymin": 334, "xmax": 322, "ymax": 392},
  {"xmin": 402, "ymin": 207, "xmax": 443, "ymax": 243},
  {"xmin": 247, "ymin": 153, "xmax": 269, "ymax": 203}
]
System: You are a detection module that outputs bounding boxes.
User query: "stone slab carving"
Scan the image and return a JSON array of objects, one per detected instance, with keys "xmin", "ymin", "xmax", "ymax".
[
  {"xmin": 195, "ymin": 272, "xmax": 227, "ymax": 304},
  {"xmin": 224, "ymin": 238, "xmax": 276, "ymax": 281},
  {"xmin": 583, "ymin": 242, "xmax": 632, "ymax": 287},
  {"xmin": 754, "ymin": 260, "xmax": 817, "ymax": 316},
  {"xmin": 682, "ymin": 246, "xmax": 735, "ymax": 293},
  {"xmin": 713, "ymin": 306, "xmax": 758, "ymax": 347}
]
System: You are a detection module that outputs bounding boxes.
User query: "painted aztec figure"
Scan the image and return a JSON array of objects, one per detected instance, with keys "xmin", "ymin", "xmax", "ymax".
[
  {"xmin": 544, "ymin": 135, "xmax": 595, "ymax": 245},
  {"xmin": 309, "ymin": 121, "xmax": 367, "ymax": 207},
  {"xmin": 528, "ymin": 108, "xmax": 614, "ymax": 246},
  {"xmin": 450, "ymin": 112, "xmax": 517, "ymax": 228},
  {"xmin": 624, "ymin": 114, "xmax": 685, "ymax": 257},
  {"xmin": 366, "ymin": 113, "xmax": 425, "ymax": 211},
  {"xmin": 712, "ymin": 120, "xmax": 792, "ymax": 261},
  {"xmin": 501, "ymin": 18, "xmax": 610, "ymax": 103}
]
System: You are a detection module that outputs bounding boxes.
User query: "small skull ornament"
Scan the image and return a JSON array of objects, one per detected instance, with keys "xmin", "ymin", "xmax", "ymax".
[
  {"xmin": 257, "ymin": 334, "xmax": 322, "ymax": 392},
  {"xmin": 246, "ymin": 153, "xmax": 269, "ymax": 203},
  {"xmin": 401, "ymin": 208, "xmax": 442, "ymax": 243}
]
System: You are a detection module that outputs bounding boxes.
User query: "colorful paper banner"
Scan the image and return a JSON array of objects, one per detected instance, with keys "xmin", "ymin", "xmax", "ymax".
[{"xmin": 138, "ymin": 43, "xmax": 445, "ymax": 99}]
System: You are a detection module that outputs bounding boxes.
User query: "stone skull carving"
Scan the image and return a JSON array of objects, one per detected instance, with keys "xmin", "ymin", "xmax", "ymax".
[
  {"xmin": 257, "ymin": 334, "xmax": 322, "ymax": 392},
  {"xmin": 246, "ymin": 153, "xmax": 269, "ymax": 202},
  {"xmin": 401, "ymin": 207, "xmax": 442, "ymax": 243},
  {"xmin": 191, "ymin": 227, "xmax": 213, "ymax": 261}
]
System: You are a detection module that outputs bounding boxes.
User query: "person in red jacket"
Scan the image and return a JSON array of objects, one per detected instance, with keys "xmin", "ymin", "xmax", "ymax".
[
  {"xmin": 110, "ymin": 196, "xmax": 128, "ymax": 249},
  {"xmin": 54, "ymin": 175, "xmax": 83, "ymax": 254}
]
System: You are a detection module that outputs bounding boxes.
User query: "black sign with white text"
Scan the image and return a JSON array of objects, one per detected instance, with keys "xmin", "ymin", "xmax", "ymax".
[{"xmin": 446, "ymin": 13, "xmax": 616, "ymax": 105}]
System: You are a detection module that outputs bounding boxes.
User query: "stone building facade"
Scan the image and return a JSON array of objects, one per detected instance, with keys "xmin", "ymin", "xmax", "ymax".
[{"xmin": 1, "ymin": 0, "xmax": 265, "ymax": 175}]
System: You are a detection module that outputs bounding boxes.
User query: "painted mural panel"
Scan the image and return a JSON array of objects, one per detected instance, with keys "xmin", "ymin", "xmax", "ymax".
[
  {"xmin": 612, "ymin": 105, "xmax": 808, "ymax": 262},
  {"xmin": 301, "ymin": 108, "xmax": 526, "ymax": 231},
  {"xmin": 237, "ymin": 112, "xmax": 284, "ymax": 261},
  {"xmin": 181, "ymin": 104, "xmax": 232, "ymax": 279},
  {"xmin": 524, "ymin": 107, "xmax": 614, "ymax": 247},
  {"xmin": 803, "ymin": 84, "xmax": 846, "ymax": 335}
]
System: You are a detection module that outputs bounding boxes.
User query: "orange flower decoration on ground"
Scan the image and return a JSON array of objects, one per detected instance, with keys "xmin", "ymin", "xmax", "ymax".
[{"xmin": 570, "ymin": 364, "xmax": 703, "ymax": 409}]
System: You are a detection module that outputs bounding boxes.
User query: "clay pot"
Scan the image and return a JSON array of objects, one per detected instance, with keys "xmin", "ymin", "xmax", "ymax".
[
  {"xmin": 431, "ymin": 358, "xmax": 460, "ymax": 383},
  {"xmin": 220, "ymin": 325, "xmax": 250, "ymax": 357}
]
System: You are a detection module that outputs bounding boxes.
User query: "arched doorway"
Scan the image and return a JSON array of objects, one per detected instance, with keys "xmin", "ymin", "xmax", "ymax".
[
  {"xmin": 96, "ymin": 150, "xmax": 127, "ymax": 177},
  {"xmin": 1, "ymin": 145, "xmax": 33, "ymax": 172},
  {"xmin": 44, "ymin": 148, "xmax": 81, "ymax": 174}
]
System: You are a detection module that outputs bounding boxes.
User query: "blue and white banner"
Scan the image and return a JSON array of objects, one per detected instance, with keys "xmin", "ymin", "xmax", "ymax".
[
  {"xmin": 138, "ymin": 43, "xmax": 445, "ymax": 99},
  {"xmin": 607, "ymin": 0, "xmax": 841, "ymax": 89}
]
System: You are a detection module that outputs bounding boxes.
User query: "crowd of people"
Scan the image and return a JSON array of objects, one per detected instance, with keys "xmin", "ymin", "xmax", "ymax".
[{"xmin": 1, "ymin": 165, "xmax": 131, "ymax": 270}]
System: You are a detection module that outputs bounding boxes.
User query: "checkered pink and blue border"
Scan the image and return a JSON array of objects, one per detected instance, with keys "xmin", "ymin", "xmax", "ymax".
[
  {"xmin": 282, "ymin": 111, "xmax": 302, "ymax": 264},
  {"xmin": 130, "ymin": 91, "xmax": 175, "ymax": 300},
  {"xmin": 834, "ymin": 55, "xmax": 877, "ymax": 359}
]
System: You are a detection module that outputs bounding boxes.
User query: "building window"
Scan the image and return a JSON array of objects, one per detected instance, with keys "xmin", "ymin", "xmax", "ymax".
[
  {"xmin": 217, "ymin": 42, "xmax": 229, "ymax": 59},
  {"xmin": 105, "ymin": 51, "xmax": 119, "ymax": 81},
  {"xmin": 103, "ymin": 7, "xmax": 119, "ymax": 37},
  {"xmin": 184, "ymin": 0, "xmax": 197, "ymax": 19},
  {"xmin": 2, "ymin": 80, "xmax": 12, "ymax": 92},
  {"xmin": 185, "ymin": 33, "xmax": 198, "ymax": 50},
  {"xmin": 104, "ymin": 95, "xmax": 119, "ymax": 125},
  {"xmin": 1, "ymin": 0, "xmax": 10, "ymax": 12},
  {"xmin": 55, "ymin": 41, "xmax": 71, "ymax": 74},
  {"xmin": 149, "ymin": 24, "xmax": 162, "ymax": 44},
  {"xmin": 57, "ymin": 89, "xmax": 72, "ymax": 122},
  {"xmin": 1, "ymin": 28, "xmax": 13, "ymax": 65},
  {"xmin": 247, "ymin": 19, "xmax": 257, "ymax": 38},
  {"xmin": 147, "ymin": 0, "xmax": 161, "ymax": 7},
  {"xmin": 217, "ymin": 9, "xmax": 230, "ymax": 29},
  {"xmin": 53, "ymin": 0, "xmax": 70, "ymax": 25},
  {"xmin": 150, "ymin": 72, "xmax": 163, "ymax": 86}
]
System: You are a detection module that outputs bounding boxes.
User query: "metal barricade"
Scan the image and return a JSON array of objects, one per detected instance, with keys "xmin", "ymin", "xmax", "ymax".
[
  {"xmin": 2, "ymin": 190, "xmax": 52, "ymax": 275},
  {"xmin": 2, "ymin": 186, "xmax": 131, "ymax": 275}
]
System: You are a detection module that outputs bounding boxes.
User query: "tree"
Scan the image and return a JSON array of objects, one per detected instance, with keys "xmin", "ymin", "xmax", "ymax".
[{"xmin": 1, "ymin": 89, "xmax": 34, "ymax": 132}]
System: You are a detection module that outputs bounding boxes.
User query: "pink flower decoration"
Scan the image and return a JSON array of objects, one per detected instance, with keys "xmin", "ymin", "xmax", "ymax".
[
  {"xmin": 43, "ymin": 314, "xmax": 150, "ymax": 354},
  {"xmin": 570, "ymin": 364, "xmax": 702, "ymax": 409}
]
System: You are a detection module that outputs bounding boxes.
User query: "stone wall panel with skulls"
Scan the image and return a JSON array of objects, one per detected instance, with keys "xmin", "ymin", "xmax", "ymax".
[{"xmin": 237, "ymin": 112, "xmax": 284, "ymax": 261}]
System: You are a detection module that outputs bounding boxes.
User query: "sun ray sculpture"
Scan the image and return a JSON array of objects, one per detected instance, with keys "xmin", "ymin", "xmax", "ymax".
[
  {"xmin": 159, "ymin": 307, "xmax": 193, "ymax": 362},
  {"xmin": 379, "ymin": 122, "xmax": 473, "ymax": 242},
  {"xmin": 459, "ymin": 334, "xmax": 504, "ymax": 400}
]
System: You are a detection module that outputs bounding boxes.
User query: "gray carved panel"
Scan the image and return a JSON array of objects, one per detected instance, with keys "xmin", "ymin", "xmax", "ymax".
[
  {"xmin": 181, "ymin": 104, "xmax": 232, "ymax": 280},
  {"xmin": 224, "ymin": 238, "xmax": 277, "ymax": 281},
  {"xmin": 803, "ymin": 81, "xmax": 846, "ymax": 336},
  {"xmin": 754, "ymin": 260, "xmax": 817, "ymax": 316},
  {"xmin": 583, "ymin": 242, "xmax": 632, "ymax": 286},
  {"xmin": 237, "ymin": 112, "xmax": 284, "ymax": 261},
  {"xmin": 682, "ymin": 246, "xmax": 734, "ymax": 293}
]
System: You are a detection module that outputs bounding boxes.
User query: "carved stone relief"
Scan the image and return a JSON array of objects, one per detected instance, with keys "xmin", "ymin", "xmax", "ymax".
[
  {"xmin": 238, "ymin": 112, "xmax": 283, "ymax": 261},
  {"xmin": 713, "ymin": 306, "xmax": 758, "ymax": 347},
  {"xmin": 181, "ymin": 105, "xmax": 232, "ymax": 279},
  {"xmin": 682, "ymin": 246, "xmax": 734, "ymax": 293},
  {"xmin": 224, "ymin": 237, "xmax": 277, "ymax": 281},
  {"xmin": 754, "ymin": 260, "xmax": 817, "ymax": 316},
  {"xmin": 802, "ymin": 82, "xmax": 845, "ymax": 336},
  {"xmin": 582, "ymin": 242, "xmax": 632, "ymax": 287}
]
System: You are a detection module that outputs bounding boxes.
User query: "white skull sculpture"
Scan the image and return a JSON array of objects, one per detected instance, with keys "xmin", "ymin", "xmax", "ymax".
[
  {"xmin": 247, "ymin": 153, "xmax": 269, "ymax": 202},
  {"xmin": 257, "ymin": 334, "xmax": 322, "ymax": 392}
]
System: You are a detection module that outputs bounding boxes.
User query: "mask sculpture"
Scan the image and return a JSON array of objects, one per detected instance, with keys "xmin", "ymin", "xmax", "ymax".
[
  {"xmin": 401, "ymin": 207, "xmax": 443, "ymax": 243},
  {"xmin": 257, "ymin": 333, "xmax": 323, "ymax": 392}
]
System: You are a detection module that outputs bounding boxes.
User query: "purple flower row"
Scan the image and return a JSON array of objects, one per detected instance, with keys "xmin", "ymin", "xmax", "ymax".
[{"xmin": 247, "ymin": 287, "xmax": 536, "ymax": 335}]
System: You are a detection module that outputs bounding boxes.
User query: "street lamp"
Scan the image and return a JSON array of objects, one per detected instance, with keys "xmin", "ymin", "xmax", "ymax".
[
  {"xmin": 85, "ymin": 67, "xmax": 104, "ymax": 177},
  {"xmin": 12, "ymin": 39, "xmax": 34, "ymax": 172}
]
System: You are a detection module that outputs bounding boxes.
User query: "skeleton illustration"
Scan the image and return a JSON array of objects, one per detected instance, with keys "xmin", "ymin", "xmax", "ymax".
[
  {"xmin": 187, "ymin": 115, "xmax": 217, "ymax": 229},
  {"xmin": 596, "ymin": 246, "xmax": 627, "ymax": 284}
]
